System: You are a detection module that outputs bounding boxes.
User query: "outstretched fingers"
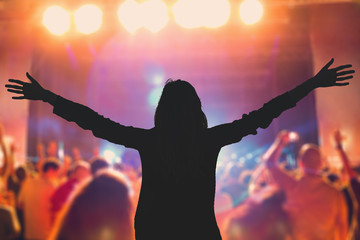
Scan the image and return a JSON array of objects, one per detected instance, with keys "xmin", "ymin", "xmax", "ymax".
[
  {"xmin": 337, "ymin": 70, "xmax": 355, "ymax": 76},
  {"xmin": 5, "ymin": 84, "xmax": 23, "ymax": 90},
  {"xmin": 12, "ymin": 96, "xmax": 25, "ymax": 100},
  {"xmin": 26, "ymin": 72, "xmax": 36, "ymax": 83},
  {"xmin": 334, "ymin": 82, "xmax": 349, "ymax": 87},
  {"xmin": 6, "ymin": 79, "xmax": 26, "ymax": 99},
  {"xmin": 323, "ymin": 58, "xmax": 334, "ymax": 69},
  {"xmin": 7, "ymin": 89, "xmax": 23, "ymax": 94},
  {"xmin": 333, "ymin": 64, "xmax": 353, "ymax": 72},
  {"xmin": 8, "ymin": 79, "xmax": 25, "ymax": 85},
  {"xmin": 337, "ymin": 75, "xmax": 353, "ymax": 81}
]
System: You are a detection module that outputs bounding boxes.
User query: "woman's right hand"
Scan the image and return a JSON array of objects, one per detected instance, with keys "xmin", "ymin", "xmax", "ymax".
[{"xmin": 5, "ymin": 72, "xmax": 46, "ymax": 100}]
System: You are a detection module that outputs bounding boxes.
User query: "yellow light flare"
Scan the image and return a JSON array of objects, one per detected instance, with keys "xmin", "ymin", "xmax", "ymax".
[
  {"xmin": 42, "ymin": 6, "xmax": 71, "ymax": 35},
  {"xmin": 74, "ymin": 4, "xmax": 103, "ymax": 34},
  {"xmin": 239, "ymin": 0, "xmax": 264, "ymax": 25},
  {"xmin": 118, "ymin": 0, "xmax": 142, "ymax": 33},
  {"xmin": 142, "ymin": 0, "xmax": 169, "ymax": 33}
]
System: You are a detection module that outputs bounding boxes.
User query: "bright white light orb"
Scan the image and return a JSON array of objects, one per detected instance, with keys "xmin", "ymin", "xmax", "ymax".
[
  {"xmin": 172, "ymin": 0, "xmax": 204, "ymax": 29},
  {"xmin": 104, "ymin": 149, "xmax": 116, "ymax": 163},
  {"xmin": 74, "ymin": 4, "xmax": 103, "ymax": 34},
  {"xmin": 173, "ymin": 0, "xmax": 230, "ymax": 29},
  {"xmin": 43, "ymin": 6, "xmax": 71, "ymax": 35},
  {"xmin": 203, "ymin": 0, "xmax": 231, "ymax": 28},
  {"xmin": 118, "ymin": 0, "xmax": 142, "ymax": 33},
  {"xmin": 142, "ymin": 0, "xmax": 169, "ymax": 33},
  {"xmin": 239, "ymin": 0, "xmax": 263, "ymax": 25}
]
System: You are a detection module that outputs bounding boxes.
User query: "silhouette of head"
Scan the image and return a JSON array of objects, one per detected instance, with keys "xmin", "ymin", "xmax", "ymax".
[
  {"xmin": 154, "ymin": 80, "xmax": 208, "ymax": 179},
  {"xmin": 155, "ymin": 79, "xmax": 207, "ymax": 132},
  {"xmin": 89, "ymin": 157, "xmax": 109, "ymax": 176},
  {"xmin": 50, "ymin": 170, "xmax": 133, "ymax": 240},
  {"xmin": 298, "ymin": 144, "xmax": 322, "ymax": 171}
]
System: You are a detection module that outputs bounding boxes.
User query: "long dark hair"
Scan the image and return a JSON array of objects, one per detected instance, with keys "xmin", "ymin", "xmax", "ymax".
[{"xmin": 154, "ymin": 79, "xmax": 208, "ymax": 180}]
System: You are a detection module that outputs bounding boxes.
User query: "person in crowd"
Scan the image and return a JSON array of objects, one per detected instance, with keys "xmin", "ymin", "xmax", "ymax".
[
  {"xmin": 220, "ymin": 162, "xmax": 247, "ymax": 207},
  {"xmin": 224, "ymin": 185, "xmax": 292, "ymax": 240},
  {"xmin": 0, "ymin": 124, "xmax": 11, "ymax": 191},
  {"xmin": 334, "ymin": 130, "xmax": 360, "ymax": 239},
  {"xmin": 49, "ymin": 170, "xmax": 134, "ymax": 240},
  {"xmin": 50, "ymin": 160, "xmax": 90, "ymax": 224},
  {"xmin": 0, "ymin": 190, "xmax": 20, "ymax": 240},
  {"xmin": 71, "ymin": 147, "xmax": 83, "ymax": 163},
  {"xmin": 214, "ymin": 182, "xmax": 233, "ymax": 236},
  {"xmin": 17, "ymin": 160, "xmax": 60, "ymax": 240},
  {"xmin": 5, "ymin": 58, "xmax": 354, "ymax": 239},
  {"xmin": 89, "ymin": 156, "xmax": 109, "ymax": 176},
  {"xmin": 263, "ymin": 130, "xmax": 348, "ymax": 240}
]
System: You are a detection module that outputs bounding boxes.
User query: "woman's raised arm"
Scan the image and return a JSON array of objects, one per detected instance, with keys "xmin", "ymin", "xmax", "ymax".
[
  {"xmin": 209, "ymin": 58, "xmax": 355, "ymax": 147},
  {"xmin": 5, "ymin": 73, "xmax": 147, "ymax": 149}
]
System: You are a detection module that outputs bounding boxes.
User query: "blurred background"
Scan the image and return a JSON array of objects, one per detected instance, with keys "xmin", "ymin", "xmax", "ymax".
[{"xmin": 0, "ymin": 0, "xmax": 360, "ymax": 239}]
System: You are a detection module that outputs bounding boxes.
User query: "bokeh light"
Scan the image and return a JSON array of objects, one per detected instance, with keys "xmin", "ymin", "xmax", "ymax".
[
  {"xmin": 173, "ymin": 0, "xmax": 230, "ymax": 29},
  {"xmin": 74, "ymin": 4, "xmax": 103, "ymax": 34},
  {"xmin": 148, "ymin": 87, "xmax": 163, "ymax": 107},
  {"xmin": 104, "ymin": 149, "xmax": 116, "ymax": 163},
  {"xmin": 118, "ymin": 0, "xmax": 143, "ymax": 33},
  {"xmin": 42, "ymin": 6, "xmax": 71, "ymax": 35},
  {"xmin": 142, "ymin": 0, "xmax": 169, "ymax": 33},
  {"xmin": 172, "ymin": 0, "xmax": 203, "ymax": 29},
  {"xmin": 203, "ymin": 0, "xmax": 231, "ymax": 28},
  {"xmin": 239, "ymin": 0, "xmax": 264, "ymax": 25}
]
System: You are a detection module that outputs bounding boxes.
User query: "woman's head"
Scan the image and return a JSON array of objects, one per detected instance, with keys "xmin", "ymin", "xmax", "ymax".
[
  {"xmin": 154, "ymin": 80, "xmax": 208, "ymax": 180},
  {"xmin": 155, "ymin": 79, "xmax": 207, "ymax": 132},
  {"xmin": 51, "ymin": 170, "xmax": 134, "ymax": 240}
]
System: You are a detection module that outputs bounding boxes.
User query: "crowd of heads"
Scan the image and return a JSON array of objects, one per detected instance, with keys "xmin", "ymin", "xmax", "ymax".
[{"xmin": 0, "ymin": 125, "xmax": 359, "ymax": 240}]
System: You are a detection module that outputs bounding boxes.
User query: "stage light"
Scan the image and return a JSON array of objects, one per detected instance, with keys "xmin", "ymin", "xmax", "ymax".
[
  {"xmin": 118, "ymin": 0, "xmax": 142, "ymax": 33},
  {"xmin": 142, "ymin": 0, "xmax": 169, "ymax": 33},
  {"xmin": 104, "ymin": 149, "xmax": 116, "ymax": 163},
  {"xmin": 74, "ymin": 4, "xmax": 103, "ymax": 34},
  {"xmin": 43, "ymin": 6, "xmax": 71, "ymax": 35},
  {"xmin": 173, "ymin": 0, "xmax": 230, "ymax": 29},
  {"xmin": 203, "ymin": 0, "xmax": 231, "ymax": 28},
  {"xmin": 148, "ymin": 87, "xmax": 163, "ymax": 107},
  {"xmin": 172, "ymin": 0, "xmax": 203, "ymax": 29},
  {"xmin": 239, "ymin": 0, "xmax": 263, "ymax": 25}
]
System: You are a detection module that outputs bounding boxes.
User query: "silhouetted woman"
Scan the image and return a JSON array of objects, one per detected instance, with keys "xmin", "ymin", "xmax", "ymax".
[{"xmin": 5, "ymin": 58, "xmax": 354, "ymax": 239}]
